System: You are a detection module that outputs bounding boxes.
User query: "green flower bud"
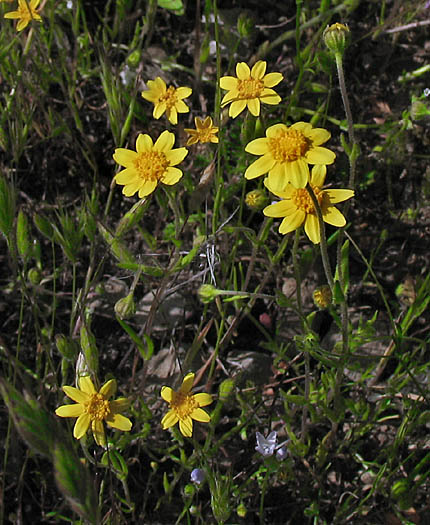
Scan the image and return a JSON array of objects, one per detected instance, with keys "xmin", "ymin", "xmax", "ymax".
[
  {"xmin": 237, "ymin": 502, "xmax": 247, "ymax": 518},
  {"xmin": 16, "ymin": 210, "xmax": 31, "ymax": 259},
  {"xmin": 127, "ymin": 49, "xmax": 141, "ymax": 68},
  {"xmin": 198, "ymin": 284, "xmax": 222, "ymax": 304},
  {"xmin": 323, "ymin": 23, "xmax": 350, "ymax": 56},
  {"xmin": 219, "ymin": 378, "xmax": 235, "ymax": 402},
  {"xmin": 410, "ymin": 100, "xmax": 430, "ymax": 121},
  {"xmin": 27, "ymin": 267, "xmax": 42, "ymax": 285},
  {"xmin": 80, "ymin": 325, "xmax": 98, "ymax": 376},
  {"xmin": 245, "ymin": 189, "xmax": 268, "ymax": 210},
  {"xmin": 55, "ymin": 334, "xmax": 79, "ymax": 361},
  {"xmin": 237, "ymin": 12, "xmax": 253, "ymax": 38},
  {"xmin": 114, "ymin": 293, "xmax": 136, "ymax": 320}
]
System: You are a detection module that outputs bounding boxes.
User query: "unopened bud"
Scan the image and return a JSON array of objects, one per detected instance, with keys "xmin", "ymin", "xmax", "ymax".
[
  {"xmin": 198, "ymin": 283, "xmax": 222, "ymax": 304},
  {"xmin": 114, "ymin": 293, "xmax": 136, "ymax": 320},
  {"xmin": 56, "ymin": 334, "xmax": 79, "ymax": 360},
  {"xmin": 27, "ymin": 267, "xmax": 42, "ymax": 285},
  {"xmin": 323, "ymin": 23, "xmax": 350, "ymax": 56},
  {"xmin": 410, "ymin": 100, "xmax": 430, "ymax": 121},
  {"xmin": 237, "ymin": 13, "xmax": 253, "ymax": 38},
  {"xmin": 245, "ymin": 189, "xmax": 268, "ymax": 210}
]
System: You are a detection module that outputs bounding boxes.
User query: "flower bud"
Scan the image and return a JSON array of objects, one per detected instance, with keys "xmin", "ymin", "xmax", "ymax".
[
  {"xmin": 410, "ymin": 100, "xmax": 430, "ymax": 121},
  {"xmin": 198, "ymin": 283, "xmax": 221, "ymax": 304},
  {"xmin": 56, "ymin": 334, "xmax": 79, "ymax": 361},
  {"xmin": 245, "ymin": 189, "xmax": 268, "ymax": 210},
  {"xmin": 114, "ymin": 293, "xmax": 136, "ymax": 320},
  {"xmin": 190, "ymin": 468, "xmax": 205, "ymax": 485},
  {"xmin": 323, "ymin": 23, "xmax": 350, "ymax": 56},
  {"xmin": 27, "ymin": 267, "xmax": 42, "ymax": 285},
  {"xmin": 237, "ymin": 12, "xmax": 253, "ymax": 38},
  {"xmin": 219, "ymin": 378, "xmax": 235, "ymax": 402},
  {"xmin": 313, "ymin": 285, "xmax": 332, "ymax": 309}
]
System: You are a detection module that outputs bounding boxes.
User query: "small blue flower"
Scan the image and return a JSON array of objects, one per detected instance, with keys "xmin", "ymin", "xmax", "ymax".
[
  {"xmin": 190, "ymin": 468, "xmax": 205, "ymax": 485},
  {"xmin": 255, "ymin": 431, "xmax": 277, "ymax": 457}
]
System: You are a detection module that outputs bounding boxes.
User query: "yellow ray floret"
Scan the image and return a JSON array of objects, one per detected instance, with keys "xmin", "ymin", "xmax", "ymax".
[
  {"xmin": 161, "ymin": 373, "xmax": 213, "ymax": 437},
  {"xmin": 245, "ymin": 121, "xmax": 336, "ymax": 190},
  {"xmin": 263, "ymin": 165, "xmax": 354, "ymax": 244},
  {"xmin": 55, "ymin": 376, "xmax": 132, "ymax": 447},
  {"xmin": 113, "ymin": 130, "xmax": 188, "ymax": 198},
  {"xmin": 220, "ymin": 60, "xmax": 283, "ymax": 118}
]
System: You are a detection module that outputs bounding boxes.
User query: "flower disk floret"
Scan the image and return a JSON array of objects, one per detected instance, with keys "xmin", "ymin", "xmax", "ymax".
[
  {"xmin": 55, "ymin": 376, "xmax": 132, "ymax": 447},
  {"xmin": 220, "ymin": 60, "xmax": 283, "ymax": 118},
  {"xmin": 113, "ymin": 130, "xmax": 188, "ymax": 198},
  {"xmin": 141, "ymin": 77, "xmax": 192, "ymax": 125},
  {"xmin": 161, "ymin": 372, "xmax": 213, "ymax": 437},
  {"xmin": 263, "ymin": 165, "xmax": 354, "ymax": 244},
  {"xmin": 245, "ymin": 122, "xmax": 336, "ymax": 190}
]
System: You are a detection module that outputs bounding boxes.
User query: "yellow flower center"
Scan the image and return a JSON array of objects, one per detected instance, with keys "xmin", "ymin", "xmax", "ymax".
[
  {"xmin": 268, "ymin": 129, "xmax": 310, "ymax": 163},
  {"xmin": 159, "ymin": 86, "xmax": 179, "ymax": 110},
  {"xmin": 292, "ymin": 186, "xmax": 324, "ymax": 214},
  {"xmin": 237, "ymin": 78, "xmax": 264, "ymax": 100},
  {"xmin": 171, "ymin": 392, "xmax": 198, "ymax": 420},
  {"xmin": 133, "ymin": 151, "xmax": 169, "ymax": 181},
  {"xmin": 85, "ymin": 393, "xmax": 111, "ymax": 421}
]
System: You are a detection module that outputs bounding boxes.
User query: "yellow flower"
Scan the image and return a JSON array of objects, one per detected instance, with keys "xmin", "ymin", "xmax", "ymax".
[
  {"xmin": 263, "ymin": 165, "xmax": 354, "ymax": 244},
  {"xmin": 113, "ymin": 130, "xmax": 188, "ymax": 198},
  {"xmin": 161, "ymin": 372, "xmax": 213, "ymax": 437},
  {"xmin": 184, "ymin": 116, "xmax": 219, "ymax": 146},
  {"xmin": 220, "ymin": 60, "xmax": 283, "ymax": 118},
  {"xmin": 245, "ymin": 121, "xmax": 336, "ymax": 190},
  {"xmin": 55, "ymin": 376, "xmax": 132, "ymax": 447},
  {"xmin": 4, "ymin": 0, "xmax": 42, "ymax": 31},
  {"xmin": 141, "ymin": 77, "xmax": 192, "ymax": 125}
]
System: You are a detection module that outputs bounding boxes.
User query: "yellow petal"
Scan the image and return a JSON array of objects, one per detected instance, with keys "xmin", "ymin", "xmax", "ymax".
[
  {"xmin": 190, "ymin": 408, "xmax": 211, "ymax": 423},
  {"xmin": 79, "ymin": 376, "xmax": 96, "ymax": 394},
  {"xmin": 324, "ymin": 189, "xmax": 354, "ymax": 204},
  {"xmin": 263, "ymin": 201, "xmax": 296, "ymax": 218},
  {"xmin": 175, "ymin": 100, "xmax": 190, "ymax": 113},
  {"xmin": 161, "ymin": 409, "xmax": 179, "ymax": 429},
  {"xmin": 137, "ymin": 180, "xmax": 158, "ymax": 197},
  {"xmin": 155, "ymin": 130, "xmax": 174, "ymax": 153},
  {"xmin": 179, "ymin": 417, "xmax": 193, "ymax": 437},
  {"xmin": 153, "ymin": 101, "xmax": 166, "ymax": 120},
  {"xmin": 73, "ymin": 413, "xmax": 91, "ymax": 440},
  {"xmin": 92, "ymin": 420, "xmax": 106, "ymax": 447},
  {"xmin": 55, "ymin": 403, "xmax": 84, "ymax": 418},
  {"xmin": 323, "ymin": 206, "xmax": 347, "ymax": 227},
  {"xmin": 115, "ymin": 168, "xmax": 139, "ymax": 185},
  {"xmin": 245, "ymin": 154, "xmax": 275, "ymax": 180},
  {"xmin": 106, "ymin": 413, "xmax": 132, "ymax": 431},
  {"xmin": 288, "ymin": 159, "xmax": 310, "ymax": 188},
  {"xmin": 136, "ymin": 133, "xmax": 153, "ymax": 153},
  {"xmin": 161, "ymin": 167, "xmax": 183, "ymax": 185},
  {"xmin": 263, "ymin": 72, "xmax": 283, "ymax": 87},
  {"xmin": 229, "ymin": 99, "xmax": 247, "ymax": 118},
  {"xmin": 266, "ymin": 123, "xmax": 287, "ymax": 138},
  {"xmin": 166, "ymin": 147, "xmax": 188, "ymax": 166},
  {"xmin": 180, "ymin": 373, "xmax": 195, "ymax": 394},
  {"xmin": 99, "ymin": 379, "xmax": 117, "ymax": 399},
  {"xmin": 260, "ymin": 90, "xmax": 281, "ymax": 105},
  {"xmin": 221, "ymin": 89, "xmax": 239, "ymax": 105},
  {"xmin": 4, "ymin": 11, "xmax": 21, "ymax": 20},
  {"xmin": 62, "ymin": 385, "xmax": 89, "ymax": 404},
  {"xmin": 175, "ymin": 87, "xmax": 192, "ymax": 99},
  {"xmin": 291, "ymin": 121, "xmax": 312, "ymax": 133},
  {"xmin": 123, "ymin": 180, "xmax": 143, "ymax": 197},
  {"xmin": 113, "ymin": 148, "xmax": 138, "ymax": 167},
  {"xmin": 161, "ymin": 386, "xmax": 173, "ymax": 403},
  {"xmin": 310, "ymin": 165, "xmax": 326, "ymax": 187},
  {"xmin": 251, "ymin": 60, "xmax": 266, "ymax": 79},
  {"xmin": 167, "ymin": 107, "xmax": 178, "ymax": 124},
  {"xmin": 266, "ymin": 164, "xmax": 290, "ymax": 193},
  {"xmin": 193, "ymin": 393, "xmax": 213, "ymax": 407},
  {"xmin": 308, "ymin": 128, "xmax": 331, "ymax": 146},
  {"xmin": 278, "ymin": 209, "xmax": 306, "ymax": 234},
  {"xmin": 236, "ymin": 62, "xmax": 251, "ymax": 80},
  {"xmin": 245, "ymin": 137, "xmax": 269, "ymax": 155},
  {"xmin": 110, "ymin": 398, "xmax": 130, "ymax": 413},
  {"xmin": 220, "ymin": 76, "xmax": 238, "ymax": 90},
  {"xmin": 304, "ymin": 214, "xmax": 320, "ymax": 244},
  {"xmin": 264, "ymin": 176, "xmax": 292, "ymax": 199},
  {"xmin": 305, "ymin": 146, "xmax": 336, "ymax": 165},
  {"xmin": 247, "ymin": 97, "xmax": 260, "ymax": 117}
]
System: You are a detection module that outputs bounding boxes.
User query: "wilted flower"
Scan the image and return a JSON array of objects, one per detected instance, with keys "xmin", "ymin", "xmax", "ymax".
[
  {"xmin": 245, "ymin": 189, "xmax": 268, "ymax": 210},
  {"xmin": 113, "ymin": 131, "xmax": 188, "ymax": 198},
  {"xmin": 161, "ymin": 372, "xmax": 213, "ymax": 437},
  {"xmin": 245, "ymin": 122, "xmax": 336, "ymax": 190},
  {"xmin": 190, "ymin": 468, "xmax": 206, "ymax": 485},
  {"xmin": 263, "ymin": 165, "xmax": 354, "ymax": 244},
  {"xmin": 220, "ymin": 61, "xmax": 283, "ymax": 118},
  {"xmin": 313, "ymin": 284, "xmax": 333, "ymax": 309},
  {"xmin": 141, "ymin": 77, "xmax": 192, "ymax": 125},
  {"xmin": 4, "ymin": 0, "xmax": 42, "ymax": 31},
  {"xmin": 255, "ymin": 430, "xmax": 277, "ymax": 457},
  {"xmin": 55, "ymin": 376, "xmax": 132, "ymax": 447},
  {"xmin": 184, "ymin": 116, "xmax": 219, "ymax": 146}
]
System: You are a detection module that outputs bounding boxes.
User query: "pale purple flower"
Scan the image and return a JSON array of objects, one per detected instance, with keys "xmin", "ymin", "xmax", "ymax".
[
  {"xmin": 276, "ymin": 445, "xmax": 288, "ymax": 461},
  {"xmin": 190, "ymin": 468, "xmax": 205, "ymax": 485},
  {"xmin": 255, "ymin": 431, "xmax": 277, "ymax": 457}
]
